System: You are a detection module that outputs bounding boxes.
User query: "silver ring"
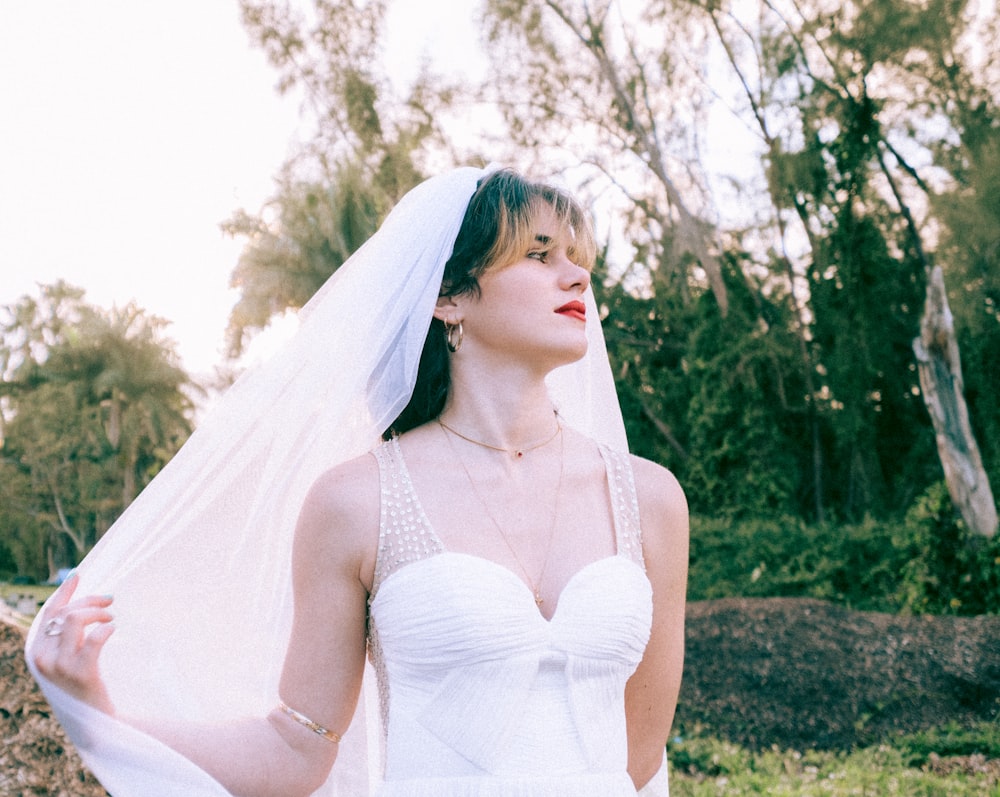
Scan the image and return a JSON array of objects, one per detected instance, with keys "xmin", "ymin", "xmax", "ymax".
[{"xmin": 44, "ymin": 617, "xmax": 65, "ymax": 637}]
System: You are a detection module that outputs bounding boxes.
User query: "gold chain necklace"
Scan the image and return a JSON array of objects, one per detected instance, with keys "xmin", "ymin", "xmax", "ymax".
[
  {"xmin": 437, "ymin": 412, "xmax": 560, "ymax": 460},
  {"xmin": 439, "ymin": 420, "xmax": 564, "ymax": 607}
]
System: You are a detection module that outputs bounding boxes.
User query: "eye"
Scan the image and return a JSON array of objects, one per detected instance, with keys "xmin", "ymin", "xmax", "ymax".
[{"xmin": 527, "ymin": 249, "xmax": 549, "ymax": 263}]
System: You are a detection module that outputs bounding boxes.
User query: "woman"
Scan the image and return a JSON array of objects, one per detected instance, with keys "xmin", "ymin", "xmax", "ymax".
[{"xmin": 29, "ymin": 166, "xmax": 688, "ymax": 796}]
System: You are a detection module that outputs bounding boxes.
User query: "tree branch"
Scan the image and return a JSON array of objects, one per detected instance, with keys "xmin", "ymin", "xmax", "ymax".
[{"xmin": 638, "ymin": 394, "xmax": 689, "ymax": 462}]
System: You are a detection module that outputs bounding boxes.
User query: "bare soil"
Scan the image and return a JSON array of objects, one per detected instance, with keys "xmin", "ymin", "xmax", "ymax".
[
  {"xmin": 2, "ymin": 597, "xmax": 999, "ymax": 795},
  {"xmin": 677, "ymin": 597, "xmax": 1000, "ymax": 751}
]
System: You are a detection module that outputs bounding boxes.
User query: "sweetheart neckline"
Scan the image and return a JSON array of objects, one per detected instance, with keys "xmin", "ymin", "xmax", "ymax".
[
  {"xmin": 370, "ymin": 551, "xmax": 648, "ymax": 624},
  {"xmin": 372, "ymin": 437, "xmax": 646, "ymax": 623}
]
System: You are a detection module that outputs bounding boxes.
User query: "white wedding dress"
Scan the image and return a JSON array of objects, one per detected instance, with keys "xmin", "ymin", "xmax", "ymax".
[{"xmin": 367, "ymin": 436, "xmax": 655, "ymax": 797}]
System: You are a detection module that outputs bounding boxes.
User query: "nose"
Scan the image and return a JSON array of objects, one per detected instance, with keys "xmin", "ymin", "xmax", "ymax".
[{"xmin": 558, "ymin": 255, "xmax": 590, "ymax": 292}]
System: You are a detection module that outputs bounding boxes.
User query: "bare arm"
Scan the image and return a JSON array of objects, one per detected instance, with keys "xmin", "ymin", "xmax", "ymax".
[
  {"xmin": 33, "ymin": 455, "xmax": 379, "ymax": 797},
  {"xmin": 624, "ymin": 455, "xmax": 689, "ymax": 790}
]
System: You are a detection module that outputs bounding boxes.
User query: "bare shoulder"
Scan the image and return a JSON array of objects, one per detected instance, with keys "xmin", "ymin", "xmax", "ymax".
[
  {"xmin": 629, "ymin": 454, "xmax": 687, "ymax": 519},
  {"xmin": 628, "ymin": 454, "xmax": 689, "ymax": 556},
  {"xmin": 294, "ymin": 450, "xmax": 381, "ymax": 583},
  {"xmin": 302, "ymin": 451, "xmax": 379, "ymax": 524}
]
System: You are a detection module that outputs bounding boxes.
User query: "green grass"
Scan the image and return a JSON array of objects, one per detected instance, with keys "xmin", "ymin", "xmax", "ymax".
[{"xmin": 666, "ymin": 725, "xmax": 1000, "ymax": 796}]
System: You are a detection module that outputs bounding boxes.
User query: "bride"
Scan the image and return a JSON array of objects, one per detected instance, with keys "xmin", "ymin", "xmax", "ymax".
[{"xmin": 29, "ymin": 166, "xmax": 688, "ymax": 796}]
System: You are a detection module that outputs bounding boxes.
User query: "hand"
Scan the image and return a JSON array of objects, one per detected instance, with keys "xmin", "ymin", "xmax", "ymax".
[{"xmin": 32, "ymin": 573, "xmax": 117, "ymax": 715}]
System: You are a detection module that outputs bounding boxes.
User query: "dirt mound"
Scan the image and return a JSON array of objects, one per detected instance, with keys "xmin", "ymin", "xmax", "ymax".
[
  {"xmin": 677, "ymin": 597, "xmax": 1000, "ymax": 750},
  {"xmin": 2, "ymin": 598, "xmax": 999, "ymax": 792}
]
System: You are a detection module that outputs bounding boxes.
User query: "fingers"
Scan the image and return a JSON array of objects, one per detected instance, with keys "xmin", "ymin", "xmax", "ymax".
[
  {"xmin": 75, "ymin": 618, "xmax": 116, "ymax": 671},
  {"xmin": 60, "ymin": 605, "xmax": 115, "ymax": 644},
  {"xmin": 44, "ymin": 573, "xmax": 114, "ymax": 615},
  {"xmin": 62, "ymin": 594, "xmax": 115, "ymax": 616},
  {"xmin": 44, "ymin": 571, "xmax": 79, "ymax": 613},
  {"xmin": 33, "ymin": 619, "xmax": 116, "ymax": 711},
  {"xmin": 33, "ymin": 582, "xmax": 117, "ymax": 711}
]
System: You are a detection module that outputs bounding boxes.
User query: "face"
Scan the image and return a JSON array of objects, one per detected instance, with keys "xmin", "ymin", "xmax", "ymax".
[{"xmin": 439, "ymin": 206, "xmax": 592, "ymax": 372}]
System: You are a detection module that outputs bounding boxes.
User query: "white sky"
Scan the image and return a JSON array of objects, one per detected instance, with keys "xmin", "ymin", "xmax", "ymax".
[
  {"xmin": 0, "ymin": 1, "xmax": 308, "ymax": 376},
  {"xmin": 0, "ymin": 1, "xmax": 480, "ymax": 377}
]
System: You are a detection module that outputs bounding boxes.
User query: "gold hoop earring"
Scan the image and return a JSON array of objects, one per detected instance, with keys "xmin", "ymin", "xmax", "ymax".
[{"xmin": 445, "ymin": 320, "xmax": 463, "ymax": 353}]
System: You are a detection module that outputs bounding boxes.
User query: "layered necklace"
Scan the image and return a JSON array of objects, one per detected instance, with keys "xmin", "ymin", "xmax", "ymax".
[{"xmin": 438, "ymin": 415, "xmax": 564, "ymax": 607}]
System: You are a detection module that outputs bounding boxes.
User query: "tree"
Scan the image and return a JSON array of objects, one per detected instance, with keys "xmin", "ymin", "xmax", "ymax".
[
  {"xmin": 483, "ymin": 0, "xmax": 729, "ymax": 315},
  {"xmin": 221, "ymin": 161, "xmax": 385, "ymax": 356},
  {"xmin": 599, "ymin": 251, "xmax": 807, "ymax": 518},
  {"xmin": 0, "ymin": 283, "xmax": 195, "ymax": 578},
  {"xmin": 229, "ymin": 0, "xmax": 996, "ymax": 527},
  {"xmin": 687, "ymin": 0, "xmax": 997, "ymax": 530},
  {"xmin": 226, "ymin": 1, "xmax": 475, "ymax": 354}
]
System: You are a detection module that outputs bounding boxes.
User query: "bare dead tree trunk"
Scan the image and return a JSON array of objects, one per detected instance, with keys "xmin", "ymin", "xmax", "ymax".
[{"xmin": 913, "ymin": 266, "xmax": 997, "ymax": 537}]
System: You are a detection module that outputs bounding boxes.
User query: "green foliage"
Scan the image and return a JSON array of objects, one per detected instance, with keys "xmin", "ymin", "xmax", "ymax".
[
  {"xmin": 894, "ymin": 482, "xmax": 1000, "ymax": 615},
  {"xmin": 687, "ymin": 482, "xmax": 1000, "ymax": 615},
  {"xmin": 697, "ymin": 0, "xmax": 999, "ymax": 528},
  {"xmin": 231, "ymin": 0, "xmax": 474, "ymax": 354},
  {"xmin": 0, "ymin": 283, "xmax": 194, "ymax": 580},
  {"xmin": 681, "ymin": 268, "xmax": 806, "ymax": 518},
  {"xmin": 687, "ymin": 516, "xmax": 902, "ymax": 610},
  {"xmin": 896, "ymin": 722, "xmax": 1000, "ymax": 766},
  {"xmin": 668, "ymin": 731, "xmax": 754, "ymax": 778},
  {"xmin": 240, "ymin": 0, "xmax": 392, "ymax": 153},
  {"xmin": 222, "ymin": 161, "xmax": 389, "ymax": 356},
  {"xmin": 601, "ymin": 253, "xmax": 812, "ymax": 519},
  {"xmin": 961, "ymin": 321, "xmax": 1000, "ymax": 494},
  {"xmin": 668, "ymin": 724, "xmax": 1000, "ymax": 796},
  {"xmin": 807, "ymin": 204, "xmax": 932, "ymax": 518},
  {"xmin": 231, "ymin": 0, "xmax": 999, "ymax": 537}
]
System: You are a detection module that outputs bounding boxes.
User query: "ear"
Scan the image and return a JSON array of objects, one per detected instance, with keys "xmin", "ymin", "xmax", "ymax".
[{"xmin": 433, "ymin": 294, "xmax": 461, "ymax": 323}]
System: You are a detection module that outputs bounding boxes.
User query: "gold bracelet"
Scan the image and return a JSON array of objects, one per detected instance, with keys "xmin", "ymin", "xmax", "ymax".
[{"xmin": 277, "ymin": 701, "xmax": 342, "ymax": 743}]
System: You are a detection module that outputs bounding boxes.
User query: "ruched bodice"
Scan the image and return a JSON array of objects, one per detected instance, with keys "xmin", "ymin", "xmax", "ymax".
[{"xmin": 368, "ymin": 437, "xmax": 652, "ymax": 796}]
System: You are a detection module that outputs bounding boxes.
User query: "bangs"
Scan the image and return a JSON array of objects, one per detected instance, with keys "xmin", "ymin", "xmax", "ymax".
[
  {"xmin": 487, "ymin": 190, "xmax": 597, "ymax": 274},
  {"xmin": 440, "ymin": 168, "xmax": 597, "ymax": 300}
]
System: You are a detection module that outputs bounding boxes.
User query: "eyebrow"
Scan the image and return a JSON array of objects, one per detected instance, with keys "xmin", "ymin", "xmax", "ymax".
[{"xmin": 534, "ymin": 234, "xmax": 552, "ymax": 245}]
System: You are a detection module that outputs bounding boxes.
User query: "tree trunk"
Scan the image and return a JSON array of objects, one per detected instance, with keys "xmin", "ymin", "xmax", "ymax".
[{"xmin": 913, "ymin": 266, "xmax": 997, "ymax": 537}]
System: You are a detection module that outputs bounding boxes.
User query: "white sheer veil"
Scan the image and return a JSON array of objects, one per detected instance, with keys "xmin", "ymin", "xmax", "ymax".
[{"xmin": 26, "ymin": 164, "xmax": 628, "ymax": 796}]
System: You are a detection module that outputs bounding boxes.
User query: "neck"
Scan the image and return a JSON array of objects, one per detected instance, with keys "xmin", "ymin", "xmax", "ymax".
[{"xmin": 440, "ymin": 363, "xmax": 558, "ymax": 450}]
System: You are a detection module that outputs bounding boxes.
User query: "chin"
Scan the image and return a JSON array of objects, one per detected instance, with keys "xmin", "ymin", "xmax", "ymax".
[{"xmin": 548, "ymin": 339, "xmax": 589, "ymax": 368}]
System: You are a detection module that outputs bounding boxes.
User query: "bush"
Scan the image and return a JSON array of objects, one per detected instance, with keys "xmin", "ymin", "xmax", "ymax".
[
  {"xmin": 896, "ymin": 722, "xmax": 1000, "ymax": 767},
  {"xmin": 893, "ymin": 482, "xmax": 1000, "ymax": 615},
  {"xmin": 688, "ymin": 485, "xmax": 1000, "ymax": 615},
  {"xmin": 687, "ymin": 515, "xmax": 906, "ymax": 611}
]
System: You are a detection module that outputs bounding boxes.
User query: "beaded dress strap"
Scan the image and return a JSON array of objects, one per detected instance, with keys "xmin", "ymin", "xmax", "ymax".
[
  {"xmin": 370, "ymin": 437, "xmax": 444, "ymax": 600},
  {"xmin": 597, "ymin": 443, "xmax": 645, "ymax": 570}
]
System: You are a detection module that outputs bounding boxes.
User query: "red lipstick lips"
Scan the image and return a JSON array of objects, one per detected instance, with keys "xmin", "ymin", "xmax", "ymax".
[{"xmin": 555, "ymin": 300, "xmax": 587, "ymax": 321}]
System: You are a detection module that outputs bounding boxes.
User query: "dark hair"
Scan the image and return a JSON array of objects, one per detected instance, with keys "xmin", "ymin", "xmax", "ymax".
[{"xmin": 383, "ymin": 169, "xmax": 595, "ymax": 438}]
